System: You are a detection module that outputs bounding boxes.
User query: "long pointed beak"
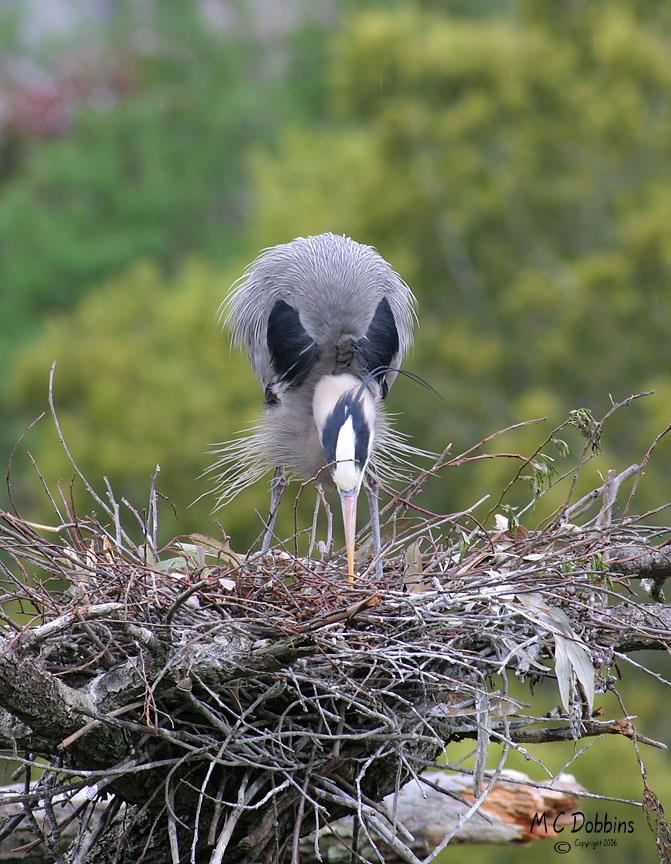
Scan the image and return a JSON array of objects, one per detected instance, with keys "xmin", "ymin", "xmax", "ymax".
[{"xmin": 339, "ymin": 487, "xmax": 358, "ymax": 584}]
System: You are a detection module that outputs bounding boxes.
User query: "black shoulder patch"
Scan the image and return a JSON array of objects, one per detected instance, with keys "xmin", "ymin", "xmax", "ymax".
[
  {"xmin": 357, "ymin": 297, "xmax": 399, "ymax": 386},
  {"xmin": 267, "ymin": 299, "xmax": 318, "ymax": 389}
]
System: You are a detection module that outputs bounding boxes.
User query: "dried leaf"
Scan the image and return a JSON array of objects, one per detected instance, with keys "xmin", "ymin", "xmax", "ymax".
[
  {"xmin": 404, "ymin": 540, "xmax": 426, "ymax": 593},
  {"xmin": 562, "ymin": 633, "xmax": 595, "ymax": 715},
  {"xmin": 516, "ymin": 593, "xmax": 594, "ymax": 715},
  {"xmin": 554, "ymin": 634, "xmax": 571, "ymax": 714},
  {"xmin": 154, "ymin": 556, "xmax": 191, "ymax": 574},
  {"xmin": 185, "ymin": 533, "xmax": 243, "ymax": 568},
  {"xmin": 219, "ymin": 577, "xmax": 236, "ymax": 592},
  {"xmin": 494, "ymin": 514, "xmax": 509, "ymax": 532}
]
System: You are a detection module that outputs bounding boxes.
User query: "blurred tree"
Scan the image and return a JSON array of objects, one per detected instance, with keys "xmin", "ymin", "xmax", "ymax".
[
  {"xmin": 0, "ymin": 0, "xmax": 333, "ymax": 459},
  {"xmin": 0, "ymin": 6, "xmax": 264, "ymax": 338},
  {"xmin": 248, "ymin": 1, "xmax": 671, "ymax": 515},
  {"xmin": 7, "ymin": 260, "xmax": 269, "ymax": 547},
  {"xmin": 6, "ymin": 0, "xmax": 671, "ymax": 539}
]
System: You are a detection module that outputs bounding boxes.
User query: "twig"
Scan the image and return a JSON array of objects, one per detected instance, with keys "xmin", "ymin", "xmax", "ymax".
[
  {"xmin": 5, "ymin": 413, "xmax": 47, "ymax": 517},
  {"xmin": 47, "ymin": 363, "xmax": 136, "ymax": 555},
  {"xmin": 564, "ymin": 464, "xmax": 641, "ymax": 521}
]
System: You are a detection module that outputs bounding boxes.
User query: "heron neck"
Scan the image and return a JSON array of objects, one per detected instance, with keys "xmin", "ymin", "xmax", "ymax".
[{"xmin": 312, "ymin": 374, "xmax": 374, "ymax": 433}]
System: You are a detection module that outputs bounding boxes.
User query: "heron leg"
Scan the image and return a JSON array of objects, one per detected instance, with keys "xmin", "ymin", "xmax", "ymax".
[
  {"xmin": 261, "ymin": 465, "xmax": 286, "ymax": 554},
  {"xmin": 366, "ymin": 478, "xmax": 384, "ymax": 579},
  {"xmin": 310, "ymin": 484, "xmax": 333, "ymax": 562},
  {"xmin": 309, "ymin": 488, "xmax": 320, "ymax": 560},
  {"xmin": 321, "ymin": 485, "xmax": 333, "ymax": 557}
]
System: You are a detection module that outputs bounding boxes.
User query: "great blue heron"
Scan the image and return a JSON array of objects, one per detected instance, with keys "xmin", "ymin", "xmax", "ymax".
[{"xmin": 211, "ymin": 232, "xmax": 422, "ymax": 579}]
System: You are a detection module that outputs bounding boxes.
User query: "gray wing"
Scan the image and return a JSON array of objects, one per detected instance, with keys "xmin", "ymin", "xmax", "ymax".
[{"xmin": 219, "ymin": 233, "xmax": 417, "ymax": 398}]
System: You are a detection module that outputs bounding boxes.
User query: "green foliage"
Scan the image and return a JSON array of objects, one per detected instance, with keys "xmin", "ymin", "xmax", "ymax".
[
  {"xmin": 6, "ymin": 0, "xmax": 670, "ymax": 541},
  {"xmin": 249, "ymin": 1, "xmax": 670, "ymax": 516},
  {"xmin": 5, "ymin": 0, "xmax": 669, "ymax": 539},
  {"xmin": 8, "ymin": 260, "xmax": 271, "ymax": 547},
  {"xmin": 0, "ymin": 0, "xmax": 339, "ymax": 469},
  {"xmin": 0, "ymin": 2, "xmax": 324, "ymax": 366}
]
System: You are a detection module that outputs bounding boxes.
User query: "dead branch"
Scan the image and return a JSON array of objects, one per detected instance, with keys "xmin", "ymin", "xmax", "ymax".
[{"xmin": 302, "ymin": 769, "xmax": 585, "ymax": 861}]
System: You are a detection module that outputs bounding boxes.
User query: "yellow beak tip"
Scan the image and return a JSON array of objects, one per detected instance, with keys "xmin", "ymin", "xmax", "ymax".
[
  {"xmin": 347, "ymin": 550, "xmax": 355, "ymax": 584},
  {"xmin": 341, "ymin": 488, "xmax": 358, "ymax": 586}
]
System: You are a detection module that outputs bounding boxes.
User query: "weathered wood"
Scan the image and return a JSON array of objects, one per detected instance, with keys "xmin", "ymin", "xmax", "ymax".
[{"xmin": 301, "ymin": 770, "xmax": 584, "ymax": 861}]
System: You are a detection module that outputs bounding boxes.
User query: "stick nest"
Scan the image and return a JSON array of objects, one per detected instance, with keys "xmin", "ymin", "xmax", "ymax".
[{"xmin": 1, "ymin": 392, "xmax": 670, "ymax": 863}]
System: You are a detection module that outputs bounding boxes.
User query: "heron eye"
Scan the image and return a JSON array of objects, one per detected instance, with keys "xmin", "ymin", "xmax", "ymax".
[{"xmin": 264, "ymin": 385, "xmax": 279, "ymax": 406}]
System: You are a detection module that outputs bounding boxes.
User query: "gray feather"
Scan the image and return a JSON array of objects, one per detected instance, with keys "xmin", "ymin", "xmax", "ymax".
[
  {"xmin": 211, "ymin": 233, "xmax": 423, "ymax": 502},
  {"xmin": 219, "ymin": 233, "xmax": 416, "ymax": 390}
]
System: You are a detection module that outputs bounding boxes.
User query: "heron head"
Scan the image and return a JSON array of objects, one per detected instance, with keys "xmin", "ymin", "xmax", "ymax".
[{"xmin": 313, "ymin": 374, "xmax": 376, "ymax": 579}]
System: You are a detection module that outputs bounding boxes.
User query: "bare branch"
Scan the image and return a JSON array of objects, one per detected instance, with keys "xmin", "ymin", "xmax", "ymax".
[{"xmin": 1, "ymin": 401, "xmax": 670, "ymax": 863}]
